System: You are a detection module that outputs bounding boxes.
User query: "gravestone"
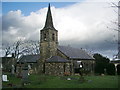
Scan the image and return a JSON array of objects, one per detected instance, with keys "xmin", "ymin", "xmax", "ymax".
[
  {"xmin": 67, "ymin": 78, "xmax": 71, "ymax": 80},
  {"xmin": 1, "ymin": 64, "xmax": 3, "ymax": 68},
  {"xmin": 79, "ymin": 62, "xmax": 83, "ymax": 76},
  {"xmin": 16, "ymin": 64, "xmax": 22, "ymax": 78},
  {"xmin": 78, "ymin": 62, "xmax": 85, "ymax": 83},
  {"xmin": 21, "ymin": 61, "xmax": 29, "ymax": 86},
  {"xmin": 11, "ymin": 65, "xmax": 15, "ymax": 75},
  {"xmin": 2, "ymin": 75, "xmax": 9, "ymax": 82}
]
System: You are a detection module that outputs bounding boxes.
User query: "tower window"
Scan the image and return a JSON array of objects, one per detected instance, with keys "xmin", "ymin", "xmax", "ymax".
[
  {"xmin": 52, "ymin": 33, "xmax": 55, "ymax": 41},
  {"xmin": 44, "ymin": 33, "xmax": 46, "ymax": 41}
]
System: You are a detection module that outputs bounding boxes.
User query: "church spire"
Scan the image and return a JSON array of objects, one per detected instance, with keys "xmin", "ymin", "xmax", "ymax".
[{"xmin": 43, "ymin": 3, "xmax": 55, "ymax": 30}]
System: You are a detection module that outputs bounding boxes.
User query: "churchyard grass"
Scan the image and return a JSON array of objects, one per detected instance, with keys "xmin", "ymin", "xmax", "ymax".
[
  {"xmin": 2, "ymin": 73, "xmax": 119, "ymax": 88},
  {"xmin": 2, "ymin": 72, "xmax": 22, "ymax": 88}
]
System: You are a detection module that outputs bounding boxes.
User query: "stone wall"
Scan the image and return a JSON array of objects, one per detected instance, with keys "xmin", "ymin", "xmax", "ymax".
[
  {"xmin": 45, "ymin": 62, "xmax": 71, "ymax": 76},
  {"xmin": 39, "ymin": 28, "xmax": 58, "ymax": 74},
  {"xmin": 82, "ymin": 60, "xmax": 95, "ymax": 72},
  {"xmin": 28, "ymin": 63, "xmax": 38, "ymax": 74},
  {"xmin": 16, "ymin": 63, "xmax": 38, "ymax": 76},
  {"xmin": 72, "ymin": 60, "xmax": 95, "ymax": 74},
  {"xmin": 40, "ymin": 29, "xmax": 58, "ymax": 61}
]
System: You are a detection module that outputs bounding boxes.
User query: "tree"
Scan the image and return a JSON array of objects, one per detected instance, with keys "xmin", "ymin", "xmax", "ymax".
[
  {"xmin": 93, "ymin": 53, "xmax": 110, "ymax": 75},
  {"xmin": 106, "ymin": 63, "xmax": 116, "ymax": 75},
  {"xmin": 2, "ymin": 40, "xmax": 40, "ymax": 59},
  {"xmin": 2, "ymin": 42, "xmax": 12, "ymax": 57},
  {"xmin": 107, "ymin": 2, "xmax": 120, "ymax": 59}
]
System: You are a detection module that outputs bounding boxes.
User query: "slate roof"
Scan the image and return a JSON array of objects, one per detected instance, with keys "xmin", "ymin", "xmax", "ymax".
[
  {"xmin": 58, "ymin": 46, "xmax": 94, "ymax": 60},
  {"xmin": 43, "ymin": 3, "xmax": 56, "ymax": 30},
  {"xmin": 46, "ymin": 56, "xmax": 70, "ymax": 63},
  {"xmin": 18, "ymin": 54, "xmax": 40, "ymax": 63}
]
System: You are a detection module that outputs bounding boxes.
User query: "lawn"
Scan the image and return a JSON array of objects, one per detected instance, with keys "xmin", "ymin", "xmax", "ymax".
[{"xmin": 2, "ymin": 73, "xmax": 119, "ymax": 88}]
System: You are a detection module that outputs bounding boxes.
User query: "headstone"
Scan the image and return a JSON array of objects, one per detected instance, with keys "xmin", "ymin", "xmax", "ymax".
[
  {"xmin": 1, "ymin": 64, "xmax": 3, "ymax": 68},
  {"xmin": 16, "ymin": 64, "xmax": 22, "ymax": 78},
  {"xmin": 104, "ymin": 68, "xmax": 107, "ymax": 75},
  {"xmin": 2, "ymin": 75, "xmax": 9, "ymax": 82},
  {"xmin": 28, "ymin": 64, "xmax": 31, "ymax": 69},
  {"xmin": 21, "ymin": 61, "xmax": 29, "ymax": 86},
  {"xmin": 80, "ymin": 65, "xmax": 82, "ymax": 68},
  {"xmin": 11, "ymin": 65, "xmax": 15, "ymax": 74},
  {"xmin": 67, "ymin": 78, "xmax": 71, "ymax": 80},
  {"xmin": 22, "ymin": 68, "xmax": 28, "ymax": 80}
]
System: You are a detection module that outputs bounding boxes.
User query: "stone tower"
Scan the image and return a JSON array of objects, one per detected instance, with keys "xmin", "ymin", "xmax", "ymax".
[{"xmin": 39, "ymin": 4, "xmax": 58, "ymax": 73}]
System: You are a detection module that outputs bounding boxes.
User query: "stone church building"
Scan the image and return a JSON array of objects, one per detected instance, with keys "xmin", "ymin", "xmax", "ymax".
[
  {"xmin": 37, "ymin": 4, "xmax": 95, "ymax": 76},
  {"xmin": 17, "ymin": 4, "xmax": 95, "ymax": 76}
]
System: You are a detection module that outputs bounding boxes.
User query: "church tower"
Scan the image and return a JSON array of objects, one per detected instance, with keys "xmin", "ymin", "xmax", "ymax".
[{"xmin": 39, "ymin": 4, "xmax": 58, "ymax": 73}]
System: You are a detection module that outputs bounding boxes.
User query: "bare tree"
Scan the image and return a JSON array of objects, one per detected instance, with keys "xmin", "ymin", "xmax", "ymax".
[
  {"xmin": 108, "ymin": 1, "xmax": 120, "ymax": 59},
  {"xmin": 2, "ymin": 40, "xmax": 40, "ymax": 59},
  {"xmin": 2, "ymin": 43, "xmax": 11, "ymax": 57}
]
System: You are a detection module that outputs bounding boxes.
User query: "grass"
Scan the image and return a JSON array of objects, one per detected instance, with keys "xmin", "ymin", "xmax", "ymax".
[{"xmin": 2, "ymin": 73, "xmax": 119, "ymax": 88}]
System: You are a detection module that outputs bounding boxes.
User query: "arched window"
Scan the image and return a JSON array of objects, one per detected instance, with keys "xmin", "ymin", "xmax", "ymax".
[{"xmin": 52, "ymin": 33, "xmax": 55, "ymax": 41}]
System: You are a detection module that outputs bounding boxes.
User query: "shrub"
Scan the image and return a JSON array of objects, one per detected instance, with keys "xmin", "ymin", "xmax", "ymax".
[
  {"xmin": 93, "ymin": 53, "xmax": 110, "ymax": 75},
  {"xmin": 117, "ymin": 64, "xmax": 120, "ymax": 75},
  {"xmin": 106, "ymin": 63, "xmax": 116, "ymax": 75},
  {"xmin": 94, "ymin": 63, "xmax": 105, "ymax": 75}
]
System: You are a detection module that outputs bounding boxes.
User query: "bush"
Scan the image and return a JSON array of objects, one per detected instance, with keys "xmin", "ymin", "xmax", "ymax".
[
  {"xmin": 106, "ymin": 63, "xmax": 116, "ymax": 75},
  {"xmin": 94, "ymin": 63, "xmax": 105, "ymax": 75},
  {"xmin": 117, "ymin": 64, "xmax": 120, "ymax": 75},
  {"xmin": 93, "ymin": 53, "xmax": 110, "ymax": 75}
]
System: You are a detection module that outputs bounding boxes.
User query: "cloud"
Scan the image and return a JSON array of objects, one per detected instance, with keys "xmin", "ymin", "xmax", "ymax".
[{"xmin": 2, "ymin": 1, "xmax": 118, "ymax": 58}]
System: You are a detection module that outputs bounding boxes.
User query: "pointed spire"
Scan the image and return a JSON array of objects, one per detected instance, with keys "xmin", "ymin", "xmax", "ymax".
[{"xmin": 43, "ymin": 3, "xmax": 55, "ymax": 30}]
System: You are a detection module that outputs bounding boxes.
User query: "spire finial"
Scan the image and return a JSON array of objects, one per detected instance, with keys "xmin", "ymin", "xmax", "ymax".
[
  {"xmin": 43, "ymin": 3, "xmax": 55, "ymax": 30},
  {"xmin": 48, "ymin": 3, "xmax": 50, "ymax": 8}
]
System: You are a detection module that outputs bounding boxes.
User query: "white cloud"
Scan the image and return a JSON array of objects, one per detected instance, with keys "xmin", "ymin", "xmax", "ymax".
[{"xmin": 2, "ymin": 1, "xmax": 118, "ymax": 58}]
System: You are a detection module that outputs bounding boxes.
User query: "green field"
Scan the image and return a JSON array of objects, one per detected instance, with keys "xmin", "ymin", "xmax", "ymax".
[{"xmin": 2, "ymin": 73, "xmax": 119, "ymax": 88}]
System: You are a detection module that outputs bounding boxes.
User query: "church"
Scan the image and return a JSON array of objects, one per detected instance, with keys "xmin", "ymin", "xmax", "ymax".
[{"xmin": 18, "ymin": 4, "xmax": 95, "ymax": 76}]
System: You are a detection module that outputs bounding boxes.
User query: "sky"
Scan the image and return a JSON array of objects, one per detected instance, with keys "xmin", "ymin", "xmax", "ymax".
[
  {"xmin": 2, "ymin": 2, "xmax": 76, "ymax": 16},
  {"xmin": 1, "ymin": 0, "xmax": 119, "ymax": 59}
]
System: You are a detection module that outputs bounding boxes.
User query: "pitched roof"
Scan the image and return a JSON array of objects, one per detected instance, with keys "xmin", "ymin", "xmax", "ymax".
[
  {"xmin": 46, "ymin": 56, "xmax": 70, "ymax": 63},
  {"xmin": 18, "ymin": 54, "xmax": 40, "ymax": 63},
  {"xmin": 111, "ymin": 60, "xmax": 120, "ymax": 63},
  {"xmin": 58, "ymin": 46, "xmax": 94, "ymax": 60},
  {"xmin": 43, "ymin": 3, "xmax": 56, "ymax": 30}
]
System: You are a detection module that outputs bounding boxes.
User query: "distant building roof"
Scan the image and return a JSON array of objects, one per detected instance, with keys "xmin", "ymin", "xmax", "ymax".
[
  {"xmin": 111, "ymin": 60, "xmax": 120, "ymax": 63},
  {"xmin": 58, "ymin": 46, "xmax": 94, "ymax": 60},
  {"xmin": 46, "ymin": 56, "xmax": 70, "ymax": 63},
  {"xmin": 18, "ymin": 54, "xmax": 40, "ymax": 63}
]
